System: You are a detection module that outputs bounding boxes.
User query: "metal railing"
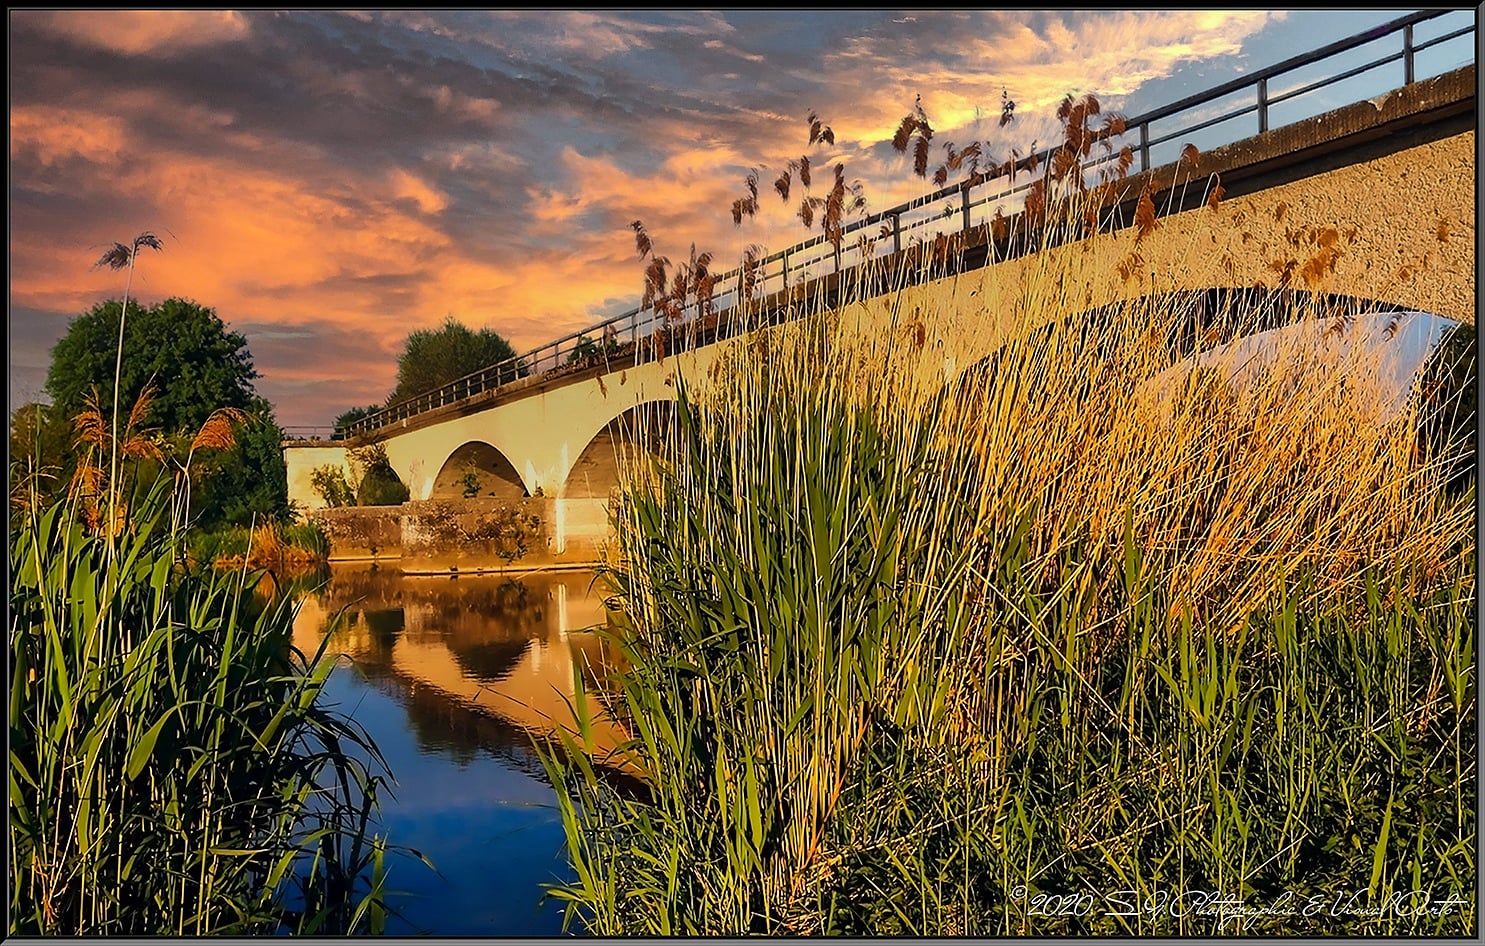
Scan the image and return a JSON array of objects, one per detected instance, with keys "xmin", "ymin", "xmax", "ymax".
[
  {"xmin": 282, "ymin": 425, "xmax": 339, "ymax": 442},
  {"xmin": 340, "ymin": 8, "xmax": 1473, "ymax": 440}
]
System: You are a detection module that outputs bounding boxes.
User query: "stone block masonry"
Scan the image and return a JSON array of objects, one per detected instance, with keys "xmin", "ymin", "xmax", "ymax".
[{"xmin": 309, "ymin": 497, "xmax": 613, "ymax": 573}]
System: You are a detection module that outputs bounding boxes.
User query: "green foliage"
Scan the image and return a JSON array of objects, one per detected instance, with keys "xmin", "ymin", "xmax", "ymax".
[
  {"xmin": 187, "ymin": 520, "xmax": 329, "ymax": 566},
  {"xmin": 352, "ymin": 444, "xmax": 409, "ymax": 507},
  {"xmin": 186, "ymin": 525, "xmax": 249, "ymax": 565},
  {"xmin": 540, "ymin": 324, "xmax": 986, "ymax": 934},
  {"xmin": 390, "ymin": 315, "xmax": 523, "ymax": 406},
  {"xmin": 459, "ymin": 469, "xmax": 482, "ymax": 499},
  {"xmin": 9, "ymin": 402, "xmax": 74, "ymax": 523},
  {"xmin": 46, "ymin": 297, "xmax": 256, "ymax": 437},
  {"xmin": 183, "ymin": 397, "xmax": 290, "ymax": 531},
  {"xmin": 8, "ymin": 479, "xmax": 410, "ymax": 934},
  {"xmin": 9, "ymin": 402, "xmax": 70, "ymax": 470},
  {"xmin": 310, "ymin": 465, "xmax": 357, "ymax": 508},
  {"xmin": 281, "ymin": 520, "xmax": 330, "ymax": 559},
  {"xmin": 565, "ymin": 334, "xmax": 618, "ymax": 367},
  {"xmin": 307, "ymin": 445, "xmax": 407, "ymax": 508},
  {"xmin": 36, "ymin": 297, "xmax": 289, "ymax": 530},
  {"xmin": 539, "ymin": 303, "xmax": 1476, "ymax": 937},
  {"xmin": 566, "ymin": 335, "xmax": 599, "ymax": 365}
]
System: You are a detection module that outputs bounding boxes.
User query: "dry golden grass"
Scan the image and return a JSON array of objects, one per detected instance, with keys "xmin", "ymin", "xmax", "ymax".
[
  {"xmin": 925, "ymin": 195, "xmax": 1474, "ymax": 642},
  {"xmin": 190, "ymin": 406, "xmax": 248, "ymax": 454}
]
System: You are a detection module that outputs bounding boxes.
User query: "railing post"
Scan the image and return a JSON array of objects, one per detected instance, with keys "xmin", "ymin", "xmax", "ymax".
[
  {"xmin": 892, "ymin": 212, "xmax": 901, "ymax": 256},
  {"xmin": 782, "ymin": 248, "xmax": 789, "ymax": 288},
  {"xmin": 1257, "ymin": 77, "xmax": 1268, "ymax": 133},
  {"xmin": 961, "ymin": 186, "xmax": 971, "ymax": 233},
  {"xmin": 1403, "ymin": 22, "xmax": 1414, "ymax": 84},
  {"xmin": 1138, "ymin": 122, "xmax": 1150, "ymax": 173}
]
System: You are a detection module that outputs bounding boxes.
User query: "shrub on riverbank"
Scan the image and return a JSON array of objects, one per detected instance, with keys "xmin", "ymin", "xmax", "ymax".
[
  {"xmin": 9, "ymin": 477, "xmax": 396, "ymax": 934},
  {"xmin": 540, "ymin": 204, "xmax": 1475, "ymax": 934},
  {"xmin": 189, "ymin": 518, "xmax": 330, "ymax": 570}
]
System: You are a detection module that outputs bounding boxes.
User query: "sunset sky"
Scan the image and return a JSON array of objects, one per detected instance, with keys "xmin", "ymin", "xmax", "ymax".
[{"xmin": 9, "ymin": 9, "xmax": 1472, "ymax": 429}]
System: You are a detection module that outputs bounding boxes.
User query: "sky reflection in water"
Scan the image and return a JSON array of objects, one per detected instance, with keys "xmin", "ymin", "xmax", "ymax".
[{"xmin": 290, "ymin": 565, "xmax": 619, "ymax": 936}]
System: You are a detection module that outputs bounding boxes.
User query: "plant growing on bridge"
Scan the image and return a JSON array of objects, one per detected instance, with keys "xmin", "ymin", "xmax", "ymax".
[
  {"xmin": 459, "ymin": 468, "xmax": 483, "ymax": 499},
  {"xmin": 351, "ymin": 443, "xmax": 409, "ymax": 506},
  {"xmin": 311, "ymin": 463, "xmax": 357, "ymax": 508},
  {"xmin": 566, "ymin": 333, "xmax": 620, "ymax": 368},
  {"xmin": 307, "ymin": 443, "xmax": 408, "ymax": 508}
]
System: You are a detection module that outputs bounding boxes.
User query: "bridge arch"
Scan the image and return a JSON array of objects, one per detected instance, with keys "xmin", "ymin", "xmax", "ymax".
[
  {"xmin": 948, "ymin": 288, "xmax": 1417, "ymax": 390},
  {"xmin": 942, "ymin": 288, "xmax": 1471, "ymax": 438},
  {"xmin": 429, "ymin": 440, "xmax": 528, "ymax": 500},
  {"xmin": 560, "ymin": 400, "xmax": 676, "ymax": 499}
]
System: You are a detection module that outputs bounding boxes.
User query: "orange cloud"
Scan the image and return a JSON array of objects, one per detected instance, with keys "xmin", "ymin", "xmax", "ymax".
[
  {"xmin": 10, "ymin": 106, "xmax": 128, "ymax": 171},
  {"xmin": 21, "ymin": 10, "xmax": 251, "ymax": 55},
  {"xmin": 11, "ymin": 9, "xmax": 1310, "ymax": 428}
]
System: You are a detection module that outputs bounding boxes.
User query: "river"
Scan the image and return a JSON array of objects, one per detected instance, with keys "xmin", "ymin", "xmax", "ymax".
[{"xmin": 288, "ymin": 563, "xmax": 627, "ymax": 935}]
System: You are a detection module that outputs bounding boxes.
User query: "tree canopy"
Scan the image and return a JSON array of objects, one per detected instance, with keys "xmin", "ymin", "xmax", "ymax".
[
  {"xmin": 46, "ymin": 297, "xmax": 257, "ymax": 435},
  {"xmin": 390, "ymin": 316, "xmax": 521, "ymax": 406},
  {"xmin": 29, "ymin": 296, "xmax": 287, "ymax": 530}
]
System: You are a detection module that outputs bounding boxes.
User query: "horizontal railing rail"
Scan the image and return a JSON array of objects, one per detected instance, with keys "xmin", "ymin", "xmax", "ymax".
[
  {"xmin": 340, "ymin": 9, "xmax": 1473, "ymax": 439},
  {"xmin": 281, "ymin": 425, "xmax": 340, "ymax": 441}
]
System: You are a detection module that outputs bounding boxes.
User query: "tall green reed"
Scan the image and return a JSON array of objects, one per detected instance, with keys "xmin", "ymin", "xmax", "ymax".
[{"xmin": 9, "ymin": 472, "xmax": 402, "ymax": 935}]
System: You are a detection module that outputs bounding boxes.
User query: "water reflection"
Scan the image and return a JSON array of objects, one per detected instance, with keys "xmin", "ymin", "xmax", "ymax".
[
  {"xmin": 284, "ymin": 564, "xmax": 638, "ymax": 934},
  {"xmin": 291, "ymin": 565, "xmax": 635, "ymax": 780}
]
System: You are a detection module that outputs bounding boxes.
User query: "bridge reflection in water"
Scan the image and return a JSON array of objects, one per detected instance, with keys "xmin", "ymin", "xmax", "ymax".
[{"xmin": 291, "ymin": 566, "xmax": 638, "ymax": 783}]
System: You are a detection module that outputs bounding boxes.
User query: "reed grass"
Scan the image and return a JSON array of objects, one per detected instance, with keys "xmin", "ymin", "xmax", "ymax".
[
  {"xmin": 539, "ymin": 191, "xmax": 1475, "ymax": 935},
  {"xmin": 8, "ymin": 471, "xmax": 399, "ymax": 935},
  {"xmin": 191, "ymin": 519, "xmax": 330, "ymax": 570}
]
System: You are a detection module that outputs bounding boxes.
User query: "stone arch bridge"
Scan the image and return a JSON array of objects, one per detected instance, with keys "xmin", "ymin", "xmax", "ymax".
[{"xmin": 286, "ymin": 50, "xmax": 1474, "ymax": 566}]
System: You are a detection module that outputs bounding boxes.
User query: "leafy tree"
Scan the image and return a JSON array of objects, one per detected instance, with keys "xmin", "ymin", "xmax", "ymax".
[
  {"xmin": 47, "ymin": 297, "xmax": 257, "ymax": 436},
  {"xmin": 351, "ymin": 444, "xmax": 409, "ymax": 506},
  {"xmin": 9, "ymin": 402, "xmax": 74, "ymax": 521},
  {"xmin": 310, "ymin": 465, "xmax": 357, "ymax": 508},
  {"xmin": 390, "ymin": 316, "xmax": 523, "ymax": 406},
  {"xmin": 40, "ymin": 296, "xmax": 286, "ymax": 529},
  {"xmin": 9, "ymin": 403, "xmax": 72, "ymax": 479}
]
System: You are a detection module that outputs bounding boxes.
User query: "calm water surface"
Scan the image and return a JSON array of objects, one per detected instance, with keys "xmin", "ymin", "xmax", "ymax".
[{"xmin": 289, "ymin": 564, "xmax": 624, "ymax": 936}]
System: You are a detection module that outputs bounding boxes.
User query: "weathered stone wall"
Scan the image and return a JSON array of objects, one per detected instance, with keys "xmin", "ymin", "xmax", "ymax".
[
  {"xmin": 399, "ymin": 497, "xmax": 609, "ymax": 573},
  {"xmin": 310, "ymin": 505, "xmax": 403, "ymax": 561},
  {"xmin": 306, "ymin": 497, "xmax": 613, "ymax": 571}
]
